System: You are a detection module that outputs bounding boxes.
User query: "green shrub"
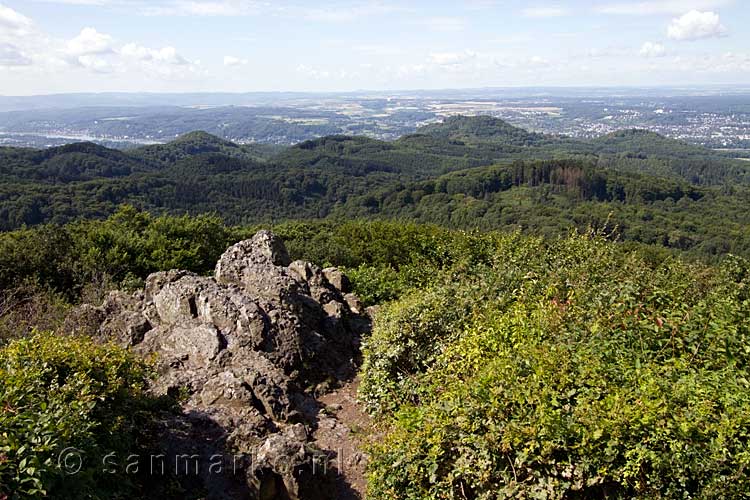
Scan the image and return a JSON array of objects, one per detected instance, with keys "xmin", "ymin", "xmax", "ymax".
[
  {"xmin": 358, "ymin": 283, "xmax": 475, "ymax": 415},
  {"xmin": 364, "ymin": 235, "xmax": 750, "ymax": 499},
  {"xmin": 0, "ymin": 332, "xmax": 166, "ymax": 499},
  {"xmin": 0, "ymin": 206, "xmax": 242, "ymax": 301},
  {"xmin": 345, "ymin": 265, "xmax": 408, "ymax": 306}
]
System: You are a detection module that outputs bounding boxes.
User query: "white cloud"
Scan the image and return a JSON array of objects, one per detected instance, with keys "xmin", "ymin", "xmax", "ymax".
[
  {"xmin": 60, "ymin": 32, "xmax": 197, "ymax": 77},
  {"xmin": 418, "ymin": 16, "xmax": 466, "ymax": 32},
  {"xmin": 296, "ymin": 63, "xmax": 331, "ymax": 79},
  {"xmin": 0, "ymin": 3, "xmax": 205, "ymax": 88},
  {"xmin": 0, "ymin": 42, "xmax": 32, "ymax": 66},
  {"xmin": 35, "ymin": 0, "xmax": 114, "ymax": 4},
  {"xmin": 666, "ymin": 51, "xmax": 750, "ymax": 73},
  {"xmin": 640, "ymin": 41, "xmax": 667, "ymax": 57},
  {"xmin": 715, "ymin": 52, "xmax": 750, "ymax": 72},
  {"xmin": 429, "ymin": 50, "xmax": 476, "ymax": 66},
  {"xmin": 597, "ymin": 0, "xmax": 732, "ymax": 15},
  {"xmin": 155, "ymin": 46, "xmax": 189, "ymax": 65},
  {"xmin": 144, "ymin": 1, "xmax": 392, "ymax": 20},
  {"xmin": 121, "ymin": 43, "xmax": 188, "ymax": 65},
  {"xmin": 352, "ymin": 44, "xmax": 404, "ymax": 56},
  {"xmin": 0, "ymin": 4, "xmax": 34, "ymax": 34},
  {"xmin": 396, "ymin": 63, "xmax": 428, "ymax": 78},
  {"xmin": 223, "ymin": 55, "xmax": 247, "ymax": 66},
  {"xmin": 37, "ymin": 0, "xmax": 406, "ymax": 20},
  {"xmin": 118, "ymin": 43, "xmax": 200, "ymax": 79},
  {"xmin": 119, "ymin": 42, "xmax": 152, "ymax": 60},
  {"xmin": 76, "ymin": 53, "xmax": 113, "ymax": 72},
  {"xmin": 297, "ymin": 2, "xmax": 407, "ymax": 22},
  {"xmin": 66, "ymin": 27, "xmax": 113, "ymax": 56},
  {"xmin": 667, "ymin": 10, "xmax": 727, "ymax": 41},
  {"xmin": 391, "ymin": 50, "xmax": 558, "ymax": 82},
  {"xmin": 0, "ymin": 5, "xmax": 56, "ymax": 70},
  {"xmin": 522, "ymin": 6, "xmax": 568, "ymax": 18},
  {"xmin": 586, "ymin": 47, "xmax": 631, "ymax": 58},
  {"xmin": 141, "ymin": 0, "xmax": 264, "ymax": 16}
]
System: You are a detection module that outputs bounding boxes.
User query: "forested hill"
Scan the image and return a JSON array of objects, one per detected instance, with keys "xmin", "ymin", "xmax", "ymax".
[
  {"xmin": 0, "ymin": 141, "xmax": 150, "ymax": 183},
  {"xmin": 334, "ymin": 159, "xmax": 750, "ymax": 257},
  {"xmin": 417, "ymin": 114, "xmax": 547, "ymax": 145},
  {"xmin": 412, "ymin": 116, "xmax": 749, "ymax": 184},
  {"xmin": 1, "ymin": 116, "xmax": 749, "ymax": 258},
  {"xmin": 129, "ymin": 130, "xmax": 284, "ymax": 165}
]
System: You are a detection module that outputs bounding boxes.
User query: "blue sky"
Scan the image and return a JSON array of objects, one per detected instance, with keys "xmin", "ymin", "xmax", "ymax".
[{"xmin": 0, "ymin": 0, "xmax": 748, "ymax": 95}]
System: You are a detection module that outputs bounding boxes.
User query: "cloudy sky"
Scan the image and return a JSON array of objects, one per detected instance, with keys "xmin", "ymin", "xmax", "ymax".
[{"xmin": 0, "ymin": 0, "xmax": 748, "ymax": 95}]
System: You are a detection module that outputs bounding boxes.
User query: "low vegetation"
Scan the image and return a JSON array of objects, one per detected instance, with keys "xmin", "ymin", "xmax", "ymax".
[
  {"xmin": 1, "ymin": 117, "xmax": 749, "ymax": 497},
  {"xmin": 361, "ymin": 230, "xmax": 750, "ymax": 498},
  {"xmin": 0, "ymin": 333, "xmax": 173, "ymax": 499}
]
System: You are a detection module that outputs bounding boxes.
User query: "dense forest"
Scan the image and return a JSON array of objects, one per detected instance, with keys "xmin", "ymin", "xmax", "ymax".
[
  {"xmin": 2, "ymin": 116, "xmax": 750, "ymax": 498},
  {"xmin": 1, "ymin": 116, "xmax": 749, "ymax": 259}
]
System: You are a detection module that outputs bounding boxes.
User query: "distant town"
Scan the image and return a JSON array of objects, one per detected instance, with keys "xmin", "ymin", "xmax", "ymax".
[{"xmin": 1, "ymin": 88, "xmax": 749, "ymax": 154}]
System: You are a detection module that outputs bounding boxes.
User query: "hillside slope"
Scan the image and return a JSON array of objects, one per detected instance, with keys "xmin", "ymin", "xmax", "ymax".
[
  {"xmin": 0, "ymin": 142, "xmax": 150, "ymax": 183},
  {"xmin": 0, "ymin": 118, "xmax": 748, "ymax": 258},
  {"xmin": 334, "ymin": 159, "xmax": 750, "ymax": 257},
  {"xmin": 3, "ymin": 215, "xmax": 749, "ymax": 499},
  {"xmin": 130, "ymin": 130, "xmax": 283, "ymax": 164}
]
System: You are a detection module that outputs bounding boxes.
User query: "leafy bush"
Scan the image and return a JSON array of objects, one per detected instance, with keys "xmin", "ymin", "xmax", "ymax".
[
  {"xmin": 346, "ymin": 265, "xmax": 410, "ymax": 306},
  {"xmin": 0, "ymin": 206, "xmax": 246, "ymax": 301},
  {"xmin": 364, "ymin": 234, "xmax": 750, "ymax": 499},
  {"xmin": 358, "ymin": 284, "xmax": 474, "ymax": 414},
  {"xmin": 0, "ymin": 332, "xmax": 167, "ymax": 499},
  {"xmin": 275, "ymin": 219, "xmax": 515, "ymax": 306}
]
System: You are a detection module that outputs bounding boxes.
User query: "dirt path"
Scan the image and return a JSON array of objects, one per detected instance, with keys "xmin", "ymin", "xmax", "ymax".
[{"xmin": 313, "ymin": 377, "xmax": 372, "ymax": 499}]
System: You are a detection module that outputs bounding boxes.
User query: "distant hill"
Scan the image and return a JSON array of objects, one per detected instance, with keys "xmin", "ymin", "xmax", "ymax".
[
  {"xmin": 415, "ymin": 116, "xmax": 750, "ymax": 185},
  {"xmin": 417, "ymin": 115, "xmax": 545, "ymax": 145},
  {"xmin": 166, "ymin": 130, "xmax": 239, "ymax": 150},
  {"xmin": 589, "ymin": 129, "xmax": 750, "ymax": 185},
  {"xmin": 591, "ymin": 129, "xmax": 706, "ymax": 156},
  {"xmin": 333, "ymin": 159, "xmax": 749, "ymax": 257},
  {"xmin": 0, "ymin": 117, "xmax": 749, "ymax": 257},
  {"xmin": 131, "ymin": 131, "xmax": 283, "ymax": 165},
  {"xmin": 0, "ymin": 141, "xmax": 148, "ymax": 183}
]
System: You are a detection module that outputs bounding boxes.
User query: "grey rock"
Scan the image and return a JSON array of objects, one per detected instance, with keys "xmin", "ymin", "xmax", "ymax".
[
  {"xmin": 343, "ymin": 293, "xmax": 363, "ymax": 315},
  {"xmin": 100, "ymin": 310, "xmax": 151, "ymax": 346},
  {"xmin": 144, "ymin": 269, "xmax": 196, "ymax": 301},
  {"xmin": 290, "ymin": 260, "xmax": 340, "ymax": 304},
  {"xmin": 252, "ymin": 424, "xmax": 332, "ymax": 500},
  {"xmin": 143, "ymin": 323, "xmax": 225, "ymax": 368},
  {"xmin": 153, "ymin": 277, "xmax": 204, "ymax": 326},
  {"xmin": 215, "ymin": 231, "xmax": 301, "ymax": 302},
  {"xmin": 69, "ymin": 230, "xmax": 366, "ymax": 499},
  {"xmin": 322, "ymin": 267, "xmax": 351, "ymax": 294}
]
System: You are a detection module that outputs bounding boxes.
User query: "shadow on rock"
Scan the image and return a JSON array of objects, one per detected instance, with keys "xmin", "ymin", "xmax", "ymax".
[{"xmin": 69, "ymin": 230, "xmax": 372, "ymax": 499}]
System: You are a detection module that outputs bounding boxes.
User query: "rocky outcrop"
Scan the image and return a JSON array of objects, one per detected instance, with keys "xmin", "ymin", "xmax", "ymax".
[{"xmin": 71, "ymin": 231, "xmax": 369, "ymax": 499}]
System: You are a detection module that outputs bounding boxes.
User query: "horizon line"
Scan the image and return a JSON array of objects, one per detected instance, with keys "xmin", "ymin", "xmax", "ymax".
[{"xmin": 3, "ymin": 83, "xmax": 750, "ymax": 99}]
